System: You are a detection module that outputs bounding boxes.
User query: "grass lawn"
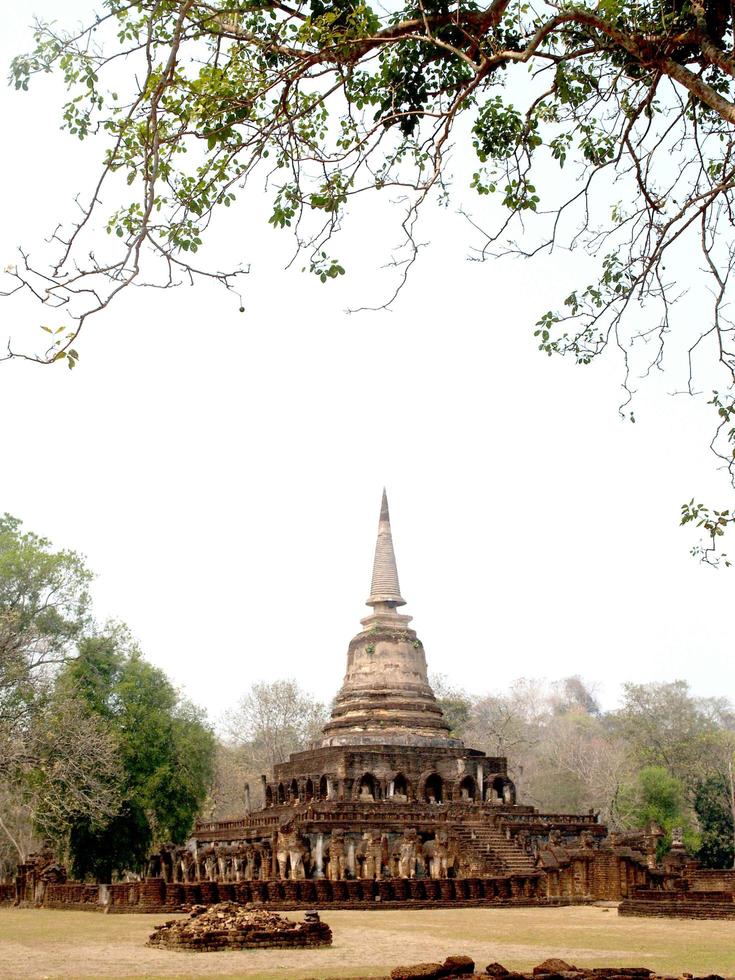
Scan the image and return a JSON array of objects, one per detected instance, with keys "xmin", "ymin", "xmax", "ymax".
[{"xmin": 1, "ymin": 905, "xmax": 734, "ymax": 980}]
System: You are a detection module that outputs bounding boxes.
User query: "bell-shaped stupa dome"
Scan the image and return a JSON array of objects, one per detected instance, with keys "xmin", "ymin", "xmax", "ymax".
[{"xmin": 321, "ymin": 490, "xmax": 459, "ymax": 748}]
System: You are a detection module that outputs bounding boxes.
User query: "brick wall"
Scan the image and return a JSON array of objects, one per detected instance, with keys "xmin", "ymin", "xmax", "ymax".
[
  {"xmin": 619, "ymin": 893, "xmax": 735, "ymax": 920},
  {"xmin": 685, "ymin": 869, "xmax": 735, "ymax": 892},
  {"xmin": 26, "ymin": 874, "xmax": 553, "ymax": 913}
]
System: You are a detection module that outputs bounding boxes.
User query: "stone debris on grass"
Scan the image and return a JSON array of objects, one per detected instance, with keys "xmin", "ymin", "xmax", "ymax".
[
  {"xmin": 388, "ymin": 959, "xmax": 732, "ymax": 980},
  {"xmin": 391, "ymin": 958, "xmax": 476, "ymax": 980},
  {"xmin": 146, "ymin": 901, "xmax": 332, "ymax": 952},
  {"xmin": 533, "ymin": 960, "xmax": 581, "ymax": 975}
]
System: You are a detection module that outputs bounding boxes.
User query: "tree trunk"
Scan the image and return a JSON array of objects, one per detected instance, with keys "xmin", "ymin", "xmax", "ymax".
[{"xmin": 728, "ymin": 758, "xmax": 735, "ymax": 870}]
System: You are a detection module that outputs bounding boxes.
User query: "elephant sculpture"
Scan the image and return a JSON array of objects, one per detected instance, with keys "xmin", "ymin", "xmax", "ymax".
[
  {"xmin": 422, "ymin": 830, "xmax": 457, "ymax": 879},
  {"xmin": 326, "ymin": 829, "xmax": 347, "ymax": 881},
  {"xmin": 358, "ymin": 830, "xmax": 383, "ymax": 879},
  {"xmin": 397, "ymin": 828, "xmax": 419, "ymax": 879},
  {"xmin": 277, "ymin": 821, "xmax": 310, "ymax": 879}
]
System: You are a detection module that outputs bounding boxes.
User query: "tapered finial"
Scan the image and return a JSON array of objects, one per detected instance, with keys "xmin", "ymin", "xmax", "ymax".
[{"xmin": 366, "ymin": 489, "xmax": 406, "ymax": 608}]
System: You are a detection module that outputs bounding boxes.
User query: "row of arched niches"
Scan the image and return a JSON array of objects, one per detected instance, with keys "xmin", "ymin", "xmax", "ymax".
[{"xmin": 263, "ymin": 771, "xmax": 516, "ymax": 807}]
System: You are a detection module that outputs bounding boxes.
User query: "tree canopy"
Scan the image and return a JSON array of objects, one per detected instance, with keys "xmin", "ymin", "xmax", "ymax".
[
  {"xmin": 0, "ymin": 513, "xmax": 91, "ymax": 729},
  {"xmin": 225, "ymin": 678, "xmax": 327, "ymax": 771},
  {"xmin": 0, "ymin": 515, "xmax": 119, "ymax": 870},
  {"xmin": 437, "ymin": 674, "xmax": 735, "ymax": 865},
  {"xmin": 0, "ymin": 512, "xmax": 216, "ymax": 880},
  {"xmin": 7, "ymin": 0, "xmax": 735, "ymax": 554},
  {"xmin": 8, "ymin": 0, "xmax": 735, "ymax": 329},
  {"xmin": 62, "ymin": 629, "xmax": 216, "ymax": 880},
  {"xmin": 210, "ymin": 678, "xmax": 327, "ymax": 817}
]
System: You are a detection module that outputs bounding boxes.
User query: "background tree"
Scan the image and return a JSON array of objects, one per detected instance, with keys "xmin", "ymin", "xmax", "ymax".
[
  {"xmin": 610, "ymin": 681, "xmax": 728, "ymax": 786},
  {"xmin": 213, "ymin": 679, "xmax": 327, "ymax": 816},
  {"xmin": 434, "ymin": 671, "xmax": 735, "ymax": 864},
  {"xmin": 431, "ymin": 674, "xmax": 472, "ymax": 738},
  {"xmin": 529, "ymin": 709, "xmax": 631, "ymax": 822},
  {"xmin": 204, "ymin": 741, "xmax": 258, "ymax": 820},
  {"xmin": 610, "ymin": 681, "xmax": 735, "ymax": 856},
  {"xmin": 225, "ymin": 678, "xmax": 327, "ymax": 771},
  {"xmin": 0, "ymin": 513, "xmax": 91, "ymax": 729},
  {"xmin": 0, "ymin": 514, "xmax": 121, "ymax": 868},
  {"xmin": 694, "ymin": 772, "xmax": 735, "ymax": 868},
  {"xmin": 0, "ymin": 692, "xmax": 122, "ymax": 866},
  {"xmin": 618, "ymin": 765, "xmax": 698, "ymax": 857},
  {"xmin": 60, "ymin": 628, "xmax": 217, "ymax": 880},
  {"xmin": 552, "ymin": 676, "xmax": 601, "ymax": 717}
]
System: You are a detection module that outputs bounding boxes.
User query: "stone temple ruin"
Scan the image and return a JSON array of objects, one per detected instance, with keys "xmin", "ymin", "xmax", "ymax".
[
  {"xmin": 8, "ymin": 492, "xmax": 690, "ymax": 913},
  {"xmin": 147, "ymin": 491, "xmax": 667, "ymax": 909}
]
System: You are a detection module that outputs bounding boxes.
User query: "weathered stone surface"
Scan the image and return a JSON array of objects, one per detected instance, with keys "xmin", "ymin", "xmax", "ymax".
[
  {"xmin": 387, "ymin": 963, "xmax": 733, "ymax": 980},
  {"xmin": 146, "ymin": 902, "xmax": 332, "ymax": 952},
  {"xmin": 442, "ymin": 954, "xmax": 476, "ymax": 975},
  {"xmin": 390, "ymin": 963, "xmax": 445, "ymax": 980},
  {"xmin": 322, "ymin": 491, "xmax": 457, "ymax": 750},
  {"xmin": 534, "ymin": 961, "xmax": 577, "ymax": 975},
  {"xmin": 619, "ymin": 893, "xmax": 735, "ymax": 920},
  {"xmin": 591, "ymin": 971, "xmax": 653, "ymax": 977}
]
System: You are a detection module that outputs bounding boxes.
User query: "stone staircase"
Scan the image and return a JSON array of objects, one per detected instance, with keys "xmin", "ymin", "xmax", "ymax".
[{"xmin": 454, "ymin": 824, "xmax": 536, "ymax": 876}]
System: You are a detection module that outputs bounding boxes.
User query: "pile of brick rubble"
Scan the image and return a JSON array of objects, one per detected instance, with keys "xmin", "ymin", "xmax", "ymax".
[{"xmin": 147, "ymin": 901, "xmax": 332, "ymax": 952}]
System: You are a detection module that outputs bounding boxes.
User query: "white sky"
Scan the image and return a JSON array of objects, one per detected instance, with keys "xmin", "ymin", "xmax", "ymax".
[{"xmin": 1, "ymin": 1, "xmax": 733, "ymax": 722}]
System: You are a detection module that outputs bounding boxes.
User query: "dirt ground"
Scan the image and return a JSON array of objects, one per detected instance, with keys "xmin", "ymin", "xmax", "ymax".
[{"xmin": 2, "ymin": 904, "xmax": 734, "ymax": 980}]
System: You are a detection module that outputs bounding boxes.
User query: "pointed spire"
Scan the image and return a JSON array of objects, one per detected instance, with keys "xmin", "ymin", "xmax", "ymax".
[{"xmin": 366, "ymin": 488, "xmax": 406, "ymax": 608}]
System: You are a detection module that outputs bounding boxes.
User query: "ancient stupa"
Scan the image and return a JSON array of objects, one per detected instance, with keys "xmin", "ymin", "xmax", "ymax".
[
  {"xmin": 267, "ymin": 488, "xmax": 515, "ymax": 813},
  {"xmin": 322, "ymin": 488, "xmax": 460, "ymax": 750},
  {"xmin": 161, "ymin": 492, "xmax": 663, "ymax": 904}
]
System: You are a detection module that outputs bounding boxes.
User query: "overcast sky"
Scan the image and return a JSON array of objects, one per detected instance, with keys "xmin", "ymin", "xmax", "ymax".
[{"xmin": 1, "ymin": 1, "xmax": 733, "ymax": 722}]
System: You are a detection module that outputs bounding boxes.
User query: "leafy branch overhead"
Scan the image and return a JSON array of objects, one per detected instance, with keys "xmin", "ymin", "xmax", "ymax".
[{"xmin": 6, "ymin": 0, "xmax": 735, "ymax": 552}]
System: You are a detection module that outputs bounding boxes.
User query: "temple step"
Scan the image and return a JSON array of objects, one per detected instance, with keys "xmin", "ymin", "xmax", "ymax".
[{"xmin": 453, "ymin": 824, "xmax": 536, "ymax": 876}]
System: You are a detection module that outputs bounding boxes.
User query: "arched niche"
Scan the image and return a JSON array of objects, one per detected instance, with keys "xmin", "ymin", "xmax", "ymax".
[
  {"xmin": 424, "ymin": 772, "xmax": 443, "ymax": 803},
  {"xmin": 393, "ymin": 772, "xmax": 409, "ymax": 800},
  {"xmin": 357, "ymin": 772, "xmax": 377, "ymax": 801},
  {"xmin": 487, "ymin": 775, "xmax": 506, "ymax": 803},
  {"xmin": 459, "ymin": 774, "xmax": 477, "ymax": 801}
]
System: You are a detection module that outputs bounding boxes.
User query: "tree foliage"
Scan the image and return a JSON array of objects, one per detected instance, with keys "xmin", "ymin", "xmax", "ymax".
[
  {"xmin": 620, "ymin": 765, "xmax": 698, "ymax": 857},
  {"xmin": 62, "ymin": 629, "xmax": 217, "ymax": 879},
  {"xmin": 0, "ymin": 691, "xmax": 122, "ymax": 865},
  {"xmin": 8, "ymin": 1, "xmax": 735, "ymax": 553},
  {"xmin": 225, "ymin": 678, "xmax": 327, "ymax": 772},
  {"xmin": 694, "ymin": 773, "xmax": 735, "ymax": 868},
  {"xmin": 446, "ymin": 674, "xmax": 735, "ymax": 863},
  {"xmin": 209, "ymin": 678, "xmax": 327, "ymax": 819},
  {"xmin": 430, "ymin": 673, "xmax": 472, "ymax": 737},
  {"xmin": 0, "ymin": 513, "xmax": 91, "ymax": 729},
  {"xmin": 205, "ymin": 741, "xmax": 259, "ymax": 819},
  {"xmin": 611, "ymin": 680, "xmax": 734, "ymax": 786},
  {"xmin": 0, "ymin": 515, "xmax": 119, "ymax": 867},
  {"xmin": 69, "ymin": 801, "xmax": 152, "ymax": 883}
]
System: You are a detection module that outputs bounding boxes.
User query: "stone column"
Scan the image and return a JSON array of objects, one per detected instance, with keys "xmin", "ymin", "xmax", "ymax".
[
  {"xmin": 314, "ymin": 834, "xmax": 324, "ymax": 878},
  {"xmin": 476, "ymin": 764, "xmax": 484, "ymax": 801},
  {"xmin": 347, "ymin": 841, "xmax": 356, "ymax": 878},
  {"xmin": 244, "ymin": 782, "xmax": 251, "ymax": 813}
]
